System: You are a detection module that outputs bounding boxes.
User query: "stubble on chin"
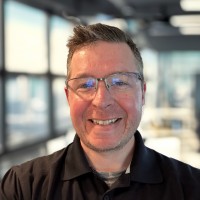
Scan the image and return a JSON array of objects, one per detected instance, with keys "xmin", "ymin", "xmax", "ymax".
[{"xmin": 80, "ymin": 129, "xmax": 135, "ymax": 153}]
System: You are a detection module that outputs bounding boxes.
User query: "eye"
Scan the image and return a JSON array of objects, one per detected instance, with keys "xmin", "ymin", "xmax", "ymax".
[
  {"xmin": 77, "ymin": 79, "xmax": 95, "ymax": 90},
  {"xmin": 111, "ymin": 78, "xmax": 128, "ymax": 86}
]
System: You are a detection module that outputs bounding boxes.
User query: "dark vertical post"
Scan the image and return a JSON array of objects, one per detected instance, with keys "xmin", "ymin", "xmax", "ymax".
[
  {"xmin": 194, "ymin": 74, "xmax": 200, "ymax": 151},
  {"xmin": 0, "ymin": 0, "xmax": 6, "ymax": 154},
  {"xmin": 46, "ymin": 13, "xmax": 54, "ymax": 139}
]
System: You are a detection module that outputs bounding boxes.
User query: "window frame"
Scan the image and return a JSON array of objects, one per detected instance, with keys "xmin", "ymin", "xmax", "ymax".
[{"xmin": 0, "ymin": 0, "xmax": 71, "ymax": 156}]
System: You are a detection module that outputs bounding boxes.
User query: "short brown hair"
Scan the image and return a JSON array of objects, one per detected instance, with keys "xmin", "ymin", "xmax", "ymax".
[{"xmin": 66, "ymin": 23, "xmax": 143, "ymax": 79}]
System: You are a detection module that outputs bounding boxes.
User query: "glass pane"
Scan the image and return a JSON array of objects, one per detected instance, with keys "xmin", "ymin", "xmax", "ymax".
[
  {"xmin": 0, "ymin": 78, "xmax": 2, "ymax": 153},
  {"xmin": 0, "ymin": 0, "xmax": 3, "ymax": 69},
  {"xmin": 6, "ymin": 75, "xmax": 49, "ymax": 149},
  {"xmin": 4, "ymin": 1, "xmax": 48, "ymax": 73},
  {"xmin": 50, "ymin": 16, "xmax": 73, "ymax": 75},
  {"xmin": 53, "ymin": 78, "xmax": 72, "ymax": 134},
  {"xmin": 141, "ymin": 48, "xmax": 158, "ymax": 107},
  {"xmin": 158, "ymin": 51, "xmax": 200, "ymax": 108}
]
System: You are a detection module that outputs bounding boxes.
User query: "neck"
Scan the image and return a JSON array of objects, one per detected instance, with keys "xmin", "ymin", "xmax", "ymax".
[{"xmin": 81, "ymin": 138, "xmax": 135, "ymax": 173}]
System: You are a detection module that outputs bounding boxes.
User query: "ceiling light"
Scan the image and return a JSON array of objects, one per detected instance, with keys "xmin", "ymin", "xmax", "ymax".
[
  {"xmin": 180, "ymin": 0, "xmax": 200, "ymax": 11},
  {"xmin": 170, "ymin": 15, "xmax": 200, "ymax": 27},
  {"xmin": 180, "ymin": 27, "xmax": 200, "ymax": 35}
]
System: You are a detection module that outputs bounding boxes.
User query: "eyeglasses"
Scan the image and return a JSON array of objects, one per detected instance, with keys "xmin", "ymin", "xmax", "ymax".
[{"xmin": 66, "ymin": 72, "xmax": 143, "ymax": 100}]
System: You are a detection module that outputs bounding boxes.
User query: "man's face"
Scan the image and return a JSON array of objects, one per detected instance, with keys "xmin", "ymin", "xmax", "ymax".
[{"xmin": 65, "ymin": 41, "xmax": 146, "ymax": 152}]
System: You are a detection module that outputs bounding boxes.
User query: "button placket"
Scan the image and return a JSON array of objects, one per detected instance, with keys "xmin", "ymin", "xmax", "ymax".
[{"xmin": 103, "ymin": 194, "xmax": 110, "ymax": 200}]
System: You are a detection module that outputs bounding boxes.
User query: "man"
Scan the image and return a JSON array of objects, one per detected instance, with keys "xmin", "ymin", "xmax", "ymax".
[{"xmin": 0, "ymin": 23, "xmax": 200, "ymax": 199}]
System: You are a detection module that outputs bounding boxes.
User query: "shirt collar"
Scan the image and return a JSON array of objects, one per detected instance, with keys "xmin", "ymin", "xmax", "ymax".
[
  {"xmin": 62, "ymin": 135, "xmax": 91, "ymax": 180},
  {"xmin": 130, "ymin": 131, "xmax": 163, "ymax": 184},
  {"xmin": 63, "ymin": 131, "xmax": 163, "ymax": 184}
]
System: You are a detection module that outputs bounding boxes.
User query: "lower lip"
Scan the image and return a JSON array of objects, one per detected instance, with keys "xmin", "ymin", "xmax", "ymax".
[
  {"xmin": 86, "ymin": 119, "xmax": 122, "ymax": 139},
  {"xmin": 89, "ymin": 119, "xmax": 121, "ymax": 128}
]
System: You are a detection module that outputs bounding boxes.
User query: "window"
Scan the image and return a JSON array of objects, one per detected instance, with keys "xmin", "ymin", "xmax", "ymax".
[
  {"xmin": 53, "ymin": 78, "xmax": 72, "ymax": 134},
  {"xmin": 141, "ymin": 48, "xmax": 158, "ymax": 107},
  {"xmin": 4, "ymin": 0, "xmax": 48, "ymax": 73},
  {"xmin": 0, "ymin": 78, "xmax": 2, "ymax": 153},
  {"xmin": 158, "ymin": 51, "xmax": 200, "ymax": 108},
  {"xmin": 0, "ymin": 0, "xmax": 3, "ymax": 153},
  {"xmin": 50, "ymin": 16, "xmax": 73, "ymax": 75},
  {"xmin": 6, "ymin": 75, "xmax": 49, "ymax": 149},
  {"xmin": 0, "ymin": 0, "xmax": 3, "ymax": 69}
]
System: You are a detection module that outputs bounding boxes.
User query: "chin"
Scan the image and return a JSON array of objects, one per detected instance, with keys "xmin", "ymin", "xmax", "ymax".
[{"xmin": 85, "ymin": 139, "xmax": 124, "ymax": 153}]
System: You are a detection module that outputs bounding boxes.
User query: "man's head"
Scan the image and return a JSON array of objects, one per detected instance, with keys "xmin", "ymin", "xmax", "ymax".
[
  {"xmin": 65, "ymin": 23, "xmax": 146, "ymax": 153},
  {"xmin": 66, "ymin": 23, "xmax": 143, "ymax": 80}
]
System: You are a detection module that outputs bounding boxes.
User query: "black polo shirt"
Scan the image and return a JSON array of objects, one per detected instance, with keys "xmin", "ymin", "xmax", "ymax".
[{"xmin": 1, "ymin": 131, "xmax": 200, "ymax": 200}]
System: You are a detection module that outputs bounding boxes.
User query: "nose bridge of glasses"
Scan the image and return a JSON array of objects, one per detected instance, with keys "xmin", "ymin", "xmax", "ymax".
[
  {"xmin": 92, "ymin": 77, "xmax": 114, "ymax": 105},
  {"xmin": 96, "ymin": 77, "xmax": 110, "ymax": 90}
]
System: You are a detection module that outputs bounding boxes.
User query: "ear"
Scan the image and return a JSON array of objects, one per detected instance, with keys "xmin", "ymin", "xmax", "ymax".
[
  {"xmin": 64, "ymin": 87, "xmax": 70, "ymax": 105},
  {"xmin": 142, "ymin": 81, "xmax": 146, "ymax": 106}
]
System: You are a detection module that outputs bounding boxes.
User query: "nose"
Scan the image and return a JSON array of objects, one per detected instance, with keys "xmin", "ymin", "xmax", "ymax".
[{"xmin": 91, "ymin": 80, "xmax": 114, "ymax": 108}]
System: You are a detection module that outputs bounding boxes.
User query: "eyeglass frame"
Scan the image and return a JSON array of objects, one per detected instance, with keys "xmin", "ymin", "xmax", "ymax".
[{"xmin": 65, "ymin": 72, "xmax": 144, "ymax": 98}]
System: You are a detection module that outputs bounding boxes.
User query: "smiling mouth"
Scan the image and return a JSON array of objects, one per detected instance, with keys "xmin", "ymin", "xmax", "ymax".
[{"xmin": 90, "ymin": 118, "xmax": 120, "ymax": 125}]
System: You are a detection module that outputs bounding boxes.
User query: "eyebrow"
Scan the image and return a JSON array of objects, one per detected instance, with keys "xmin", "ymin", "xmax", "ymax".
[
  {"xmin": 70, "ymin": 71, "xmax": 135, "ymax": 79},
  {"xmin": 70, "ymin": 73, "xmax": 94, "ymax": 79}
]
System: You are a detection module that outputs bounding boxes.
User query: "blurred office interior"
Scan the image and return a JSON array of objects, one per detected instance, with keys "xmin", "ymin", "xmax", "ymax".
[{"xmin": 0, "ymin": 0, "xmax": 200, "ymax": 179}]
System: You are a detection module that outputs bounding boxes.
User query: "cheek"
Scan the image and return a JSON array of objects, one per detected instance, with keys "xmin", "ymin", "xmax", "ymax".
[
  {"xmin": 68, "ymin": 94, "xmax": 88, "ymax": 127},
  {"xmin": 118, "ymin": 93, "xmax": 143, "ymax": 118},
  {"xmin": 134, "ymin": 95, "xmax": 144, "ymax": 111}
]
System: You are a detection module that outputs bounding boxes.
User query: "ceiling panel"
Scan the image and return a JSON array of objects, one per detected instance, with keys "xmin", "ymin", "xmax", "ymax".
[{"xmin": 17, "ymin": 0, "xmax": 200, "ymax": 50}]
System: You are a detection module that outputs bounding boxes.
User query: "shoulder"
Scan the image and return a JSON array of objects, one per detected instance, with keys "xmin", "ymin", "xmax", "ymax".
[
  {"xmin": 13, "ymin": 146, "xmax": 70, "ymax": 176},
  {"xmin": 149, "ymin": 147, "xmax": 200, "ymax": 182},
  {"xmin": 0, "ymin": 146, "xmax": 72, "ymax": 199}
]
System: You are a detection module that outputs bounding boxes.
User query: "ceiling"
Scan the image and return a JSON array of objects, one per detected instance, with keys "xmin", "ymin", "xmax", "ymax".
[{"xmin": 19, "ymin": 0, "xmax": 200, "ymax": 51}]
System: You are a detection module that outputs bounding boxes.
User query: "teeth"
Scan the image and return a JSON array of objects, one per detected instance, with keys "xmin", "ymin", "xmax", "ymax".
[{"xmin": 92, "ymin": 119, "xmax": 118, "ymax": 125}]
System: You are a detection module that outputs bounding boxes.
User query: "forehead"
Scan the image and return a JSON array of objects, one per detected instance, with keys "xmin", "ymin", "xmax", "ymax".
[{"xmin": 69, "ymin": 41, "xmax": 138, "ymax": 78}]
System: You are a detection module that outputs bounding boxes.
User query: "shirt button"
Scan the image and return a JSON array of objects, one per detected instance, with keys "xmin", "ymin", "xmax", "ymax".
[{"xmin": 103, "ymin": 195, "xmax": 110, "ymax": 200}]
